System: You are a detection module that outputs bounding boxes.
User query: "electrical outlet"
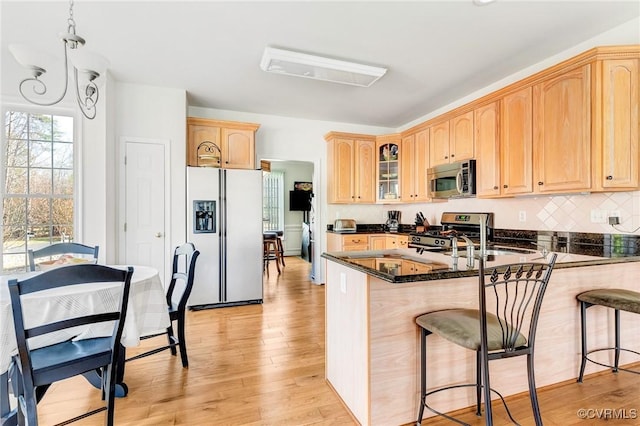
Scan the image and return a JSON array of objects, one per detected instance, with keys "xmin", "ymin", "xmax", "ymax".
[
  {"xmin": 608, "ymin": 216, "xmax": 620, "ymax": 225},
  {"xmin": 590, "ymin": 209, "xmax": 606, "ymax": 223},
  {"xmin": 518, "ymin": 211, "xmax": 526, "ymax": 222}
]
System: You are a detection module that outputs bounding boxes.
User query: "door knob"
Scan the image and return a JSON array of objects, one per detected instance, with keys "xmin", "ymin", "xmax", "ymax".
[{"xmin": 155, "ymin": 232, "xmax": 163, "ymax": 238}]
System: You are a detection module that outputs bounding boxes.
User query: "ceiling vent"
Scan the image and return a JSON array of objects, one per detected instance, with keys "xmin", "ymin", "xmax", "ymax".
[{"xmin": 260, "ymin": 47, "xmax": 387, "ymax": 87}]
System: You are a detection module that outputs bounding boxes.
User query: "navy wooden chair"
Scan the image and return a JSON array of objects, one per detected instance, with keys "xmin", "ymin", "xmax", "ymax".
[
  {"xmin": 127, "ymin": 243, "xmax": 200, "ymax": 367},
  {"xmin": 27, "ymin": 242, "xmax": 99, "ymax": 271},
  {"xmin": 8, "ymin": 264, "xmax": 133, "ymax": 426},
  {"xmin": 415, "ymin": 254, "xmax": 557, "ymax": 426}
]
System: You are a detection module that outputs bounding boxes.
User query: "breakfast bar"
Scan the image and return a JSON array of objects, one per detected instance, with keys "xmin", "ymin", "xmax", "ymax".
[{"xmin": 322, "ymin": 248, "xmax": 640, "ymax": 425}]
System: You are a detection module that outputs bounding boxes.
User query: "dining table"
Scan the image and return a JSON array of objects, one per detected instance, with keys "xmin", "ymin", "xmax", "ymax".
[{"xmin": 0, "ymin": 264, "xmax": 170, "ymax": 425}]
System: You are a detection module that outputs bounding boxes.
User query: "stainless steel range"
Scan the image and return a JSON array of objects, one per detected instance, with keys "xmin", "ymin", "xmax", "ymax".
[{"xmin": 409, "ymin": 212, "xmax": 494, "ymax": 249}]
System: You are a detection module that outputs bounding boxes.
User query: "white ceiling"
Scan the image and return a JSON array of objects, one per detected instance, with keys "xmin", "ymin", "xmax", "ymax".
[{"xmin": 1, "ymin": 1, "xmax": 639, "ymax": 128}]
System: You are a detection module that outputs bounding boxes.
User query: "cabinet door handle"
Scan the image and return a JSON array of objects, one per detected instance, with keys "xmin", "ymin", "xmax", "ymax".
[
  {"xmin": 494, "ymin": 186, "xmax": 499, "ymax": 190},
  {"xmin": 538, "ymin": 181, "xmax": 544, "ymax": 186},
  {"xmin": 503, "ymin": 185, "xmax": 508, "ymax": 189},
  {"xmin": 444, "ymin": 155, "xmax": 448, "ymax": 159},
  {"xmin": 606, "ymin": 175, "xmax": 613, "ymax": 180},
  {"xmin": 451, "ymin": 154, "xmax": 455, "ymax": 158}
]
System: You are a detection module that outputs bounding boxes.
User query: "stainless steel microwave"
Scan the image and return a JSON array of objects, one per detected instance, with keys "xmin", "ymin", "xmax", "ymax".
[{"xmin": 427, "ymin": 159, "xmax": 476, "ymax": 199}]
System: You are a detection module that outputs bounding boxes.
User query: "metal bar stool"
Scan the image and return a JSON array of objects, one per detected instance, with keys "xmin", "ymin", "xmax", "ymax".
[
  {"xmin": 576, "ymin": 289, "xmax": 640, "ymax": 382},
  {"xmin": 274, "ymin": 230, "xmax": 285, "ymax": 267},
  {"xmin": 415, "ymin": 254, "xmax": 557, "ymax": 426}
]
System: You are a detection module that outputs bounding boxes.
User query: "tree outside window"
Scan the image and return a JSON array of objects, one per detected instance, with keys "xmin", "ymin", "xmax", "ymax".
[{"xmin": 2, "ymin": 111, "xmax": 74, "ymax": 273}]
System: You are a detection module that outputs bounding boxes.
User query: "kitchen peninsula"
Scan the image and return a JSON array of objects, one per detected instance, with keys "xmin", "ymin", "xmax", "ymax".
[{"xmin": 322, "ymin": 248, "xmax": 640, "ymax": 425}]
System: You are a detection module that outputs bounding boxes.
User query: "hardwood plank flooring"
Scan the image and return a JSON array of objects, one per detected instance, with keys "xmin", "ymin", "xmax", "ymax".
[{"xmin": 32, "ymin": 257, "xmax": 639, "ymax": 425}]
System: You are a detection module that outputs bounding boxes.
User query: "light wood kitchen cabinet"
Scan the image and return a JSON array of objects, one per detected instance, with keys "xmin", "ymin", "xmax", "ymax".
[
  {"xmin": 395, "ymin": 234, "xmax": 409, "ymax": 249},
  {"xmin": 369, "ymin": 235, "xmax": 388, "ymax": 250},
  {"xmin": 402, "ymin": 260, "xmax": 433, "ymax": 274},
  {"xmin": 593, "ymin": 58, "xmax": 639, "ymax": 190},
  {"xmin": 376, "ymin": 135, "xmax": 401, "ymax": 203},
  {"xmin": 400, "ymin": 129, "xmax": 430, "ymax": 202},
  {"xmin": 326, "ymin": 132, "xmax": 377, "ymax": 204},
  {"xmin": 501, "ymin": 87, "xmax": 534, "ymax": 196},
  {"xmin": 187, "ymin": 117, "xmax": 259, "ymax": 169},
  {"xmin": 326, "ymin": 46, "xmax": 639, "ymax": 202},
  {"xmin": 326, "ymin": 233, "xmax": 370, "ymax": 252},
  {"xmin": 429, "ymin": 111, "xmax": 474, "ymax": 167},
  {"xmin": 369, "ymin": 234, "xmax": 409, "ymax": 250},
  {"xmin": 474, "ymin": 101, "xmax": 501, "ymax": 197},
  {"xmin": 533, "ymin": 64, "xmax": 592, "ymax": 193}
]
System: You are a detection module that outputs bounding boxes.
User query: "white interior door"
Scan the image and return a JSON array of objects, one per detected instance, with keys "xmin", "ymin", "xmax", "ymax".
[{"xmin": 123, "ymin": 141, "xmax": 166, "ymax": 281}]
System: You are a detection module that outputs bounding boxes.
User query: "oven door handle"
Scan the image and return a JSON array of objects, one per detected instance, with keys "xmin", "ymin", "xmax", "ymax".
[{"xmin": 455, "ymin": 169, "xmax": 463, "ymax": 194}]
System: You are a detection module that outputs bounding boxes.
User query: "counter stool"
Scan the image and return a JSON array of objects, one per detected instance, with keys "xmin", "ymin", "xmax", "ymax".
[
  {"xmin": 576, "ymin": 289, "xmax": 640, "ymax": 382},
  {"xmin": 263, "ymin": 232, "xmax": 283, "ymax": 275},
  {"xmin": 415, "ymin": 254, "xmax": 557, "ymax": 426},
  {"xmin": 274, "ymin": 230, "xmax": 285, "ymax": 267}
]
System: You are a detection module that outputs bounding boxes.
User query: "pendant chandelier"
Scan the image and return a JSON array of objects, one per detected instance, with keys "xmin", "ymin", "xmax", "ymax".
[{"xmin": 9, "ymin": 0, "xmax": 109, "ymax": 119}]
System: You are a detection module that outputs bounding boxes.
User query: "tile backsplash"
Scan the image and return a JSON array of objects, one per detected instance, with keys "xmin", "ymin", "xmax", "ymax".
[{"xmin": 327, "ymin": 191, "xmax": 640, "ymax": 236}]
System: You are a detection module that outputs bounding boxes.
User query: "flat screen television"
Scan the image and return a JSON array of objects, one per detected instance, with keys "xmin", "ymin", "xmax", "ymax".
[{"xmin": 289, "ymin": 190, "xmax": 311, "ymax": 211}]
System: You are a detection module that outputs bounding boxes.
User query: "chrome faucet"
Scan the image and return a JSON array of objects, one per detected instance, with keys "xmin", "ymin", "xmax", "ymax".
[
  {"xmin": 479, "ymin": 214, "xmax": 488, "ymax": 258},
  {"xmin": 450, "ymin": 237, "xmax": 459, "ymax": 260},
  {"xmin": 450, "ymin": 235, "xmax": 475, "ymax": 268}
]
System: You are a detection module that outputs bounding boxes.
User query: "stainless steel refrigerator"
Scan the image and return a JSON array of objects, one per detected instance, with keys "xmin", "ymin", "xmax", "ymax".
[{"xmin": 186, "ymin": 166, "xmax": 263, "ymax": 308}]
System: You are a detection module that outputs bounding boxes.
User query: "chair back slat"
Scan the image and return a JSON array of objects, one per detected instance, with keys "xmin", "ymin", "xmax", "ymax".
[
  {"xmin": 167, "ymin": 243, "xmax": 200, "ymax": 310},
  {"xmin": 17, "ymin": 263, "xmax": 122, "ymax": 294},
  {"xmin": 26, "ymin": 313, "xmax": 121, "ymax": 340},
  {"xmin": 28, "ymin": 243, "xmax": 99, "ymax": 271},
  {"xmin": 481, "ymin": 254, "xmax": 557, "ymax": 352}
]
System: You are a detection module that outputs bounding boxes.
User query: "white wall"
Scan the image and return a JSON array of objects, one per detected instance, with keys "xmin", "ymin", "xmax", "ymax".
[{"xmin": 110, "ymin": 82, "xmax": 187, "ymax": 283}]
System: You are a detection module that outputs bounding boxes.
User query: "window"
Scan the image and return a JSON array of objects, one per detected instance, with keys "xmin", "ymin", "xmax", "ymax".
[
  {"xmin": 2, "ymin": 111, "xmax": 75, "ymax": 273},
  {"xmin": 262, "ymin": 170, "xmax": 284, "ymax": 232}
]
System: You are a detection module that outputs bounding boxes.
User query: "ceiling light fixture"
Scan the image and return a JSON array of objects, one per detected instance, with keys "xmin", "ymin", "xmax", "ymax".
[
  {"xmin": 9, "ymin": 0, "xmax": 109, "ymax": 119},
  {"xmin": 260, "ymin": 47, "xmax": 387, "ymax": 87}
]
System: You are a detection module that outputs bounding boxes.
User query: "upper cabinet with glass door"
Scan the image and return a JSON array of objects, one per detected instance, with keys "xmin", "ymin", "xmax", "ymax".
[{"xmin": 376, "ymin": 135, "xmax": 401, "ymax": 203}]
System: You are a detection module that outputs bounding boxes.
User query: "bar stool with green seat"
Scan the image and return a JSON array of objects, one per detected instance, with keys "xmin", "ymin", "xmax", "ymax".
[
  {"xmin": 415, "ymin": 254, "xmax": 557, "ymax": 426},
  {"xmin": 576, "ymin": 288, "xmax": 640, "ymax": 382}
]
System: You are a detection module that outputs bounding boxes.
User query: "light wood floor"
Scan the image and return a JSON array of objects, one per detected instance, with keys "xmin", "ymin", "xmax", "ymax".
[{"xmin": 34, "ymin": 257, "xmax": 639, "ymax": 425}]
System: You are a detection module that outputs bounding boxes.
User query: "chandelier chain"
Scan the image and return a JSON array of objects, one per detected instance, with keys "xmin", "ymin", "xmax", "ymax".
[{"xmin": 67, "ymin": 0, "xmax": 76, "ymax": 34}]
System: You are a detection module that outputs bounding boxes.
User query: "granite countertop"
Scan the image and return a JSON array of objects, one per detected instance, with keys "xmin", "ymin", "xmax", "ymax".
[{"xmin": 322, "ymin": 247, "xmax": 640, "ymax": 284}]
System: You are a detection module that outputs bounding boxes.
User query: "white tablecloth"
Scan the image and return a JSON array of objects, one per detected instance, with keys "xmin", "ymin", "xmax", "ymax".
[{"xmin": 0, "ymin": 265, "xmax": 170, "ymax": 374}]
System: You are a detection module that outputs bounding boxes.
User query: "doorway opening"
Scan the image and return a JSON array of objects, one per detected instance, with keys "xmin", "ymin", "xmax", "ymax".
[{"xmin": 261, "ymin": 160, "xmax": 314, "ymax": 279}]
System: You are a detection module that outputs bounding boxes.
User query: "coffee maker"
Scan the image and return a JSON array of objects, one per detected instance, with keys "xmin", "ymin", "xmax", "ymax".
[{"xmin": 386, "ymin": 210, "xmax": 401, "ymax": 233}]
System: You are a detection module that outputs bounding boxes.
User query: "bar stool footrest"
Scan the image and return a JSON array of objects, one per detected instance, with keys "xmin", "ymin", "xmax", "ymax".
[
  {"xmin": 582, "ymin": 347, "xmax": 640, "ymax": 375},
  {"xmin": 418, "ymin": 383, "xmax": 518, "ymax": 426}
]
